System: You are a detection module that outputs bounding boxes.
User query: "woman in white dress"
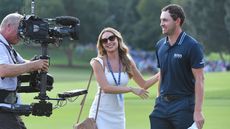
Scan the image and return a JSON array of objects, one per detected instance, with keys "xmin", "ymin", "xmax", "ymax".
[{"xmin": 89, "ymin": 27, "xmax": 159, "ymax": 129}]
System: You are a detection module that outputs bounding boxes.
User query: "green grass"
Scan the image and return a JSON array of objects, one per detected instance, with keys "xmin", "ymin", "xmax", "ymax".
[
  {"xmin": 19, "ymin": 67, "xmax": 230, "ymax": 129},
  {"xmin": 14, "ymin": 44, "xmax": 96, "ymax": 66}
]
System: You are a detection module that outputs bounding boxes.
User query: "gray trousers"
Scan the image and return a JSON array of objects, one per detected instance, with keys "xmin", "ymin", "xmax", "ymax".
[{"xmin": 0, "ymin": 112, "xmax": 27, "ymax": 129}]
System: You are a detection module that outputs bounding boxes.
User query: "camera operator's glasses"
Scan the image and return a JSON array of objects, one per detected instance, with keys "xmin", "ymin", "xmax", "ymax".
[{"xmin": 100, "ymin": 35, "xmax": 117, "ymax": 44}]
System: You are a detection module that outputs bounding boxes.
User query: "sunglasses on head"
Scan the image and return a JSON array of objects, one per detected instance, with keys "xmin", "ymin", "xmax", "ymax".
[{"xmin": 100, "ymin": 35, "xmax": 117, "ymax": 44}]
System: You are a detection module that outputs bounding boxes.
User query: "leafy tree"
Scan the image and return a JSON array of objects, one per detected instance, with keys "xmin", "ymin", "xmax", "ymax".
[
  {"xmin": 131, "ymin": 0, "xmax": 170, "ymax": 50},
  {"xmin": 184, "ymin": 0, "xmax": 230, "ymax": 62},
  {"xmin": 22, "ymin": 0, "xmax": 65, "ymax": 17},
  {"xmin": 0, "ymin": 0, "xmax": 24, "ymax": 20},
  {"xmin": 100, "ymin": 0, "xmax": 140, "ymax": 48},
  {"xmin": 60, "ymin": 0, "xmax": 109, "ymax": 66},
  {"xmin": 224, "ymin": 0, "xmax": 230, "ymax": 52}
]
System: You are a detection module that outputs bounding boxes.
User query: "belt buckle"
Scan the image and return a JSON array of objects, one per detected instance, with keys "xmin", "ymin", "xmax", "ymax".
[
  {"xmin": 163, "ymin": 96, "xmax": 170, "ymax": 102},
  {"xmin": 163, "ymin": 95, "xmax": 178, "ymax": 102}
]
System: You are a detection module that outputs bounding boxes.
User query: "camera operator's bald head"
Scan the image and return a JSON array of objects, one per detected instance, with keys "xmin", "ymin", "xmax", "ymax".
[{"xmin": 0, "ymin": 13, "xmax": 23, "ymax": 45}]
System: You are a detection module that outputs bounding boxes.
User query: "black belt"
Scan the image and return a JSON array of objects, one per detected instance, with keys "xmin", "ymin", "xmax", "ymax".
[
  {"xmin": 161, "ymin": 95, "xmax": 181, "ymax": 102},
  {"xmin": 0, "ymin": 104, "xmax": 32, "ymax": 116},
  {"xmin": 0, "ymin": 89, "xmax": 17, "ymax": 104}
]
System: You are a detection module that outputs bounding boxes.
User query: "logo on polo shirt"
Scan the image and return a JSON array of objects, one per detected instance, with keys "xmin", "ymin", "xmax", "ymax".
[
  {"xmin": 173, "ymin": 53, "xmax": 182, "ymax": 59},
  {"xmin": 200, "ymin": 58, "xmax": 205, "ymax": 65}
]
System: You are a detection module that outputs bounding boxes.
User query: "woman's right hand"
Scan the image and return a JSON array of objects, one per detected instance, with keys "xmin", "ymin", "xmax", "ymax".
[{"xmin": 130, "ymin": 87, "xmax": 149, "ymax": 99}]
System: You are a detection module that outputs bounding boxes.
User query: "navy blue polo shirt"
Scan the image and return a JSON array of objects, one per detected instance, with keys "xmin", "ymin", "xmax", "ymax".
[{"xmin": 155, "ymin": 32, "xmax": 204, "ymax": 96}]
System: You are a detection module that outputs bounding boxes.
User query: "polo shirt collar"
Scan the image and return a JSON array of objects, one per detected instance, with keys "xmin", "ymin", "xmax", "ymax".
[{"xmin": 164, "ymin": 31, "xmax": 186, "ymax": 46}]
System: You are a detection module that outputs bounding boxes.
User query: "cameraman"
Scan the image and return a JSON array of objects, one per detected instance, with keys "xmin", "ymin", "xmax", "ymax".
[{"xmin": 0, "ymin": 13, "xmax": 49, "ymax": 129}]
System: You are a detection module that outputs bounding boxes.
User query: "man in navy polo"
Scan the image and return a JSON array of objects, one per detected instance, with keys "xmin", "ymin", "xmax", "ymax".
[{"xmin": 149, "ymin": 4, "xmax": 205, "ymax": 129}]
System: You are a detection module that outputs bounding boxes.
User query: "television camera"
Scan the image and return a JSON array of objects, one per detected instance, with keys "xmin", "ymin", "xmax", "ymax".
[
  {"xmin": 18, "ymin": 15, "xmax": 80, "ymax": 44},
  {"xmin": 1, "ymin": 0, "xmax": 87, "ymax": 117}
]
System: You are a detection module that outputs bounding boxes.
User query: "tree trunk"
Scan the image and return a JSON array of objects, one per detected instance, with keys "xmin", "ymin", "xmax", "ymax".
[
  {"xmin": 65, "ymin": 47, "xmax": 73, "ymax": 67},
  {"xmin": 219, "ymin": 51, "xmax": 226, "ymax": 65}
]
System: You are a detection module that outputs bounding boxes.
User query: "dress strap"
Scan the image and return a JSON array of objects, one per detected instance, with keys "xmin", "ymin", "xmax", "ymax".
[{"xmin": 90, "ymin": 57, "xmax": 104, "ymax": 68}]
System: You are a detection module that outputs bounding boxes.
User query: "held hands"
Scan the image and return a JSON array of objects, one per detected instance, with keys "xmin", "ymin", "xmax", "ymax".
[{"xmin": 130, "ymin": 87, "xmax": 149, "ymax": 99}]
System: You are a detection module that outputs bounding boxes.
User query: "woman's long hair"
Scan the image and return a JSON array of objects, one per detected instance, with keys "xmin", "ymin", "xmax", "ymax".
[{"xmin": 96, "ymin": 27, "xmax": 133, "ymax": 78}]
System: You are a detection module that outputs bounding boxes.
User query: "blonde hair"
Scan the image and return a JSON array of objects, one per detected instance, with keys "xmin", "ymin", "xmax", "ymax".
[{"xmin": 96, "ymin": 27, "xmax": 133, "ymax": 78}]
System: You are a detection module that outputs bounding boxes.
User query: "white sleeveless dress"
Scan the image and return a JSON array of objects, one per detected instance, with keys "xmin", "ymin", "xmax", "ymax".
[{"xmin": 89, "ymin": 57, "xmax": 129, "ymax": 129}]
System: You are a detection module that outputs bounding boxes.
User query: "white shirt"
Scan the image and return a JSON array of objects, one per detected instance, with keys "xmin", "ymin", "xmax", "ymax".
[
  {"xmin": 0, "ymin": 34, "xmax": 25, "ymax": 106},
  {"xmin": 0, "ymin": 34, "xmax": 25, "ymax": 90}
]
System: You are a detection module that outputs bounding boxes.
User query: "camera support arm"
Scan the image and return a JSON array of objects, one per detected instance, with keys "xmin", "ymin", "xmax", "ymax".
[
  {"xmin": 36, "ymin": 42, "xmax": 49, "ymax": 100},
  {"xmin": 31, "ymin": 41, "xmax": 53, "ymax": 117}
]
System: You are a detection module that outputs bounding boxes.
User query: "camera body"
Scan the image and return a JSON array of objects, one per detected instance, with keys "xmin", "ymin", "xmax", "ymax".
[{"xmin": 18, "ymin": 15, "xmax": 80, "ymax": 43}]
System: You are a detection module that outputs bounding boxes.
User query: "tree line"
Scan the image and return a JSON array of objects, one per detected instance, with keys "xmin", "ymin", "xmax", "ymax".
[{"xmin": 0, "ymin": 0, "xmax": 229, "ymax": 65}]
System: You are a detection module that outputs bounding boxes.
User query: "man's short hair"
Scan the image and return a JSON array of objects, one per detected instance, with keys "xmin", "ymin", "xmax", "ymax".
[{"xmin": 162, "ymin": 4, "xmax": 185, "ymax": 26}]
